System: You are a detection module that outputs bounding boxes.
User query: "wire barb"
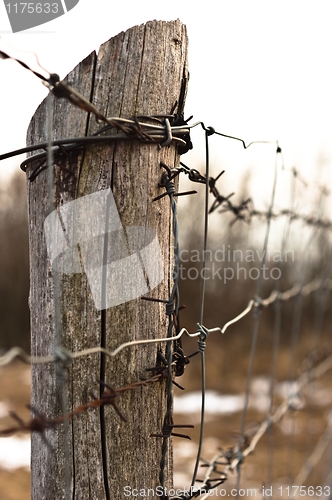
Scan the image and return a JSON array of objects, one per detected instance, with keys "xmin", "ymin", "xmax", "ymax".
[{"xmin": 2, "ymin": 43, "xmax": 331, "ymax": 497}]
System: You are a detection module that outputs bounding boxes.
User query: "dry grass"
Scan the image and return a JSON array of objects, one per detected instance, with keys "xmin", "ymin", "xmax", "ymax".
[
  {"xmin": 0, "ymin": 362, "xmax": 31, "ymax": 500},
  {"xmin": 0, "ymin": 342, "xmax": 331, "ymax": 499}
]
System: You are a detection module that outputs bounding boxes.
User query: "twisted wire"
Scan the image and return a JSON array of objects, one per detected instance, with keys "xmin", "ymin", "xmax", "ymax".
[
  {"xmin": 1, "ymin": 276, "xmax": 330, "ymax": 369},
  {"xmin": 190, "ymin": 126, "xmax": 214, "ymax": 490},
  {"xmin": 1, "ymin": 45, "xmax": 331, "ymax": 496},
  {"xmin": 195, "ymin": 353, "xmax": 332, "ymax": 500},
  {"xmin": 158, "ymin": 166, "xmax": 180, "ymax": 496}
]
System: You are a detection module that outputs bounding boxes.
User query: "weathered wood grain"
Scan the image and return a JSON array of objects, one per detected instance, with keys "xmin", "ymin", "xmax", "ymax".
[{"xmin": 26, "ymin": 20, "xmax": 188, "ymax": 499}]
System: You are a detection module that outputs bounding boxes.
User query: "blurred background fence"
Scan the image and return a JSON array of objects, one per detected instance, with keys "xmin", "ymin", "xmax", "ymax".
[
  {"xmin": 0, "ymin": 39, "xmax": 331, "ymax": 497},
  {"xmin": 1, "ymin": 131, "xmax": 332, "ymax": 498}
]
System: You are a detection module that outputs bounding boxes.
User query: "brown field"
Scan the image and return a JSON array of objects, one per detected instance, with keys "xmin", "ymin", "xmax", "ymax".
[{"xmin": 1, "ymin": 336, "xmax": 331, "ymax": 500}]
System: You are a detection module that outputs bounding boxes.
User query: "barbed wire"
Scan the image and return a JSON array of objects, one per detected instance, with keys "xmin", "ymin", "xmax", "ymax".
[
  {"xmin": 1, "ymin": 44, "xmax": 331, "ymax": 499},
  {"xmin": 151, "ymin": 161, "xmax": 185, "ymax": 494},
  {"xmin": 0, "ymin": 277, "xmax": 330, "ymax": 370},
  {"xmin": 249, "ymin": 209, "xmax": 332, "ymax": 231},
  {"xmin": 227, "ymin": 142, "xmax": 280, "ymax": 495},
  {"xmin": 0, "ymin": 373, "xmax": 162, "ymax": 439},
  {"xmin": 178, "ymin": 162, "xmax": 332, "ymax": 230},
  {"xmin": 12, "ymin": 345, "xmax": 331, "ymax": 500},
  {"xmin": 0, "ymin": 118, "xmax": 191, "ymax": 162},
  {"xmin": 173, "ymin": 352, "xmax": 332, "ymax": 500},
  {"xmin": 1, "ymin": 43, "xmax": 281, "ymax": 181}
]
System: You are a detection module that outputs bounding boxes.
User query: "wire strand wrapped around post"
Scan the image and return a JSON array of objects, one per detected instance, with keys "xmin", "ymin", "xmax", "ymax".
[
  {"xmin": 19, "ymin": 20, "xmax": 191, "ymax": 500},
  {"xmin": 152, "ymin": 162, "xmax": 182, "ymax": 495},
  {"xmin": 1, "ymin": 36, "xmax": 332, "ymax": 499}
]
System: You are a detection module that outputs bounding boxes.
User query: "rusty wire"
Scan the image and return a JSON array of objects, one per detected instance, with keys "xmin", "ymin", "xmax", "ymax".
[
  {"xmin": 0, "ymin": 374, "xmax": 162, "ymax": 439},
  {"xmin": 1, "ymin": 276, "xmax": 330, "ymax": 369},
  {"xmin": 1, "ymin": 45, "xmax": 332, "ymax": 498},
  {"xmin": 178, "ymin": 353, "xmax": 332, "ymax": 500}
]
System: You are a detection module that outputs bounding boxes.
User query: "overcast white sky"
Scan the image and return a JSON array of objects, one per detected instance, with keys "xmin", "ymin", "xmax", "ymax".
[{"xmin": 0, "ymin": 1, "xmax": 331, "ymax": 207}]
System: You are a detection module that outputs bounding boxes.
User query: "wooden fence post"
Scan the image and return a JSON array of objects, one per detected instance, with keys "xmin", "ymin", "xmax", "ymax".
[{"xmin": 26, "ymin": 20, "xmax": 188, "ymax": 499}]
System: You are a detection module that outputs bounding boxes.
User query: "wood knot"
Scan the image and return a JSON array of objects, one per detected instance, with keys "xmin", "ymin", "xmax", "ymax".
[{"xmin": 172, "ymin": 37, "xmax": 181, "ymax": 46}]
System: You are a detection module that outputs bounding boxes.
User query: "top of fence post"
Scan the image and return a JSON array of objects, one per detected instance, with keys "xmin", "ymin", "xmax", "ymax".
[{"xmin": 26, "ymin": 19, "xmax": 188, "ymax": 499}]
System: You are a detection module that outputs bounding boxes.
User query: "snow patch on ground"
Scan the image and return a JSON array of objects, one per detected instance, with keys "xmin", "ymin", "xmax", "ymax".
[
  {"xmin": 174, "ymin": 390, "xmax": 244, "ymax": 415},
  {"xmin": 0, "ymin": 435, "xmax": 30, "ymax": 470}
]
